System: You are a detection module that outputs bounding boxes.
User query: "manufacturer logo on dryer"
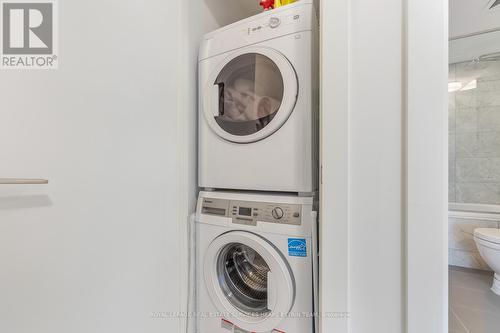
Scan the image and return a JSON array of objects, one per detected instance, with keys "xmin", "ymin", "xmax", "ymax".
[{"xmin": 288, "ymin": 238, "xmax": 307, "ymax": 257}]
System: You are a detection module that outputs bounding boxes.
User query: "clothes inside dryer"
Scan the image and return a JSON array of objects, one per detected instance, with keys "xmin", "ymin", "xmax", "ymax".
[
  {"xmin": 214, "ymin": 53, "xmax": 284, "ymax": 136},
  {"xmin": 217, "ymin": 242, "xmax": 271, "ymax": 315}
]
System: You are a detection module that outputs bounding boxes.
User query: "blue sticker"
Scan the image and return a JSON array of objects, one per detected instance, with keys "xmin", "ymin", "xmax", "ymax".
[{"xmin": 288, "ymin": 238, "xmax": 307, "ymax": 257}]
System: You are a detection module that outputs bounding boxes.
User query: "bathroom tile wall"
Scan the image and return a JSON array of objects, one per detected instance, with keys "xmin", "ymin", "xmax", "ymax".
[
  {"xmin": 449, "ymin": 60, "xmax": 500, "ymax": 270},
  {"xmin": 449, "ymin": 215, "xmax": 500, "ymax": 270},
  {"xmin": 449, "ymin": 60, "xmax": 500, "ymax": 204}
]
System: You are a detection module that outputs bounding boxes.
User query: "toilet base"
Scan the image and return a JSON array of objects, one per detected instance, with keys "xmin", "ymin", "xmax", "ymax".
[{"xmin": 492, "ymin": 274, "xmax": 500, "ymax": 296}]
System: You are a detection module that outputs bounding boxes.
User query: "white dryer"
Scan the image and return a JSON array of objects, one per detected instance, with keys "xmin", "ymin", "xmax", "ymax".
[
  {"xmin": 195, "ymin": 191, "xmax": 318, "ymax": 333},
  {"xmin": 198, "ymin": 1, "xmax": 319, "ymax": 193}
]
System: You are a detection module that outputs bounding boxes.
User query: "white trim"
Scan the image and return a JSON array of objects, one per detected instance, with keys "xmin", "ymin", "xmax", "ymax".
[
  {"xmin": 449, "ymin": 203, "xmax": 500, "ymax": 215},
  {"xmin": 321, "ymin": 1, "xmax": 448, "ymax": 332},
  {"xmin": 449, "ymin": 210, "xmax": 500, "ymax": 222},
  {"xmin": 405, "ymin": 0, "xmax": 448, "ymax": 332}
]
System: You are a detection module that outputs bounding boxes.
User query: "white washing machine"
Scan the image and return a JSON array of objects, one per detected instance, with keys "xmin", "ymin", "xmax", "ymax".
[
  {"xmin": 198, "ymin": 1, "xmax": 319, "ymax": 193},
  {"xmin": 195, "ymin": 191, "xmax": 318, "ymax": 333}
]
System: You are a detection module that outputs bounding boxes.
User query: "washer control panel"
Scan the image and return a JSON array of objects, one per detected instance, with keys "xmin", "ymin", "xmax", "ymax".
[{"xmin": 201, "ymin": 198, "xmax": 301, "ymax": 226}]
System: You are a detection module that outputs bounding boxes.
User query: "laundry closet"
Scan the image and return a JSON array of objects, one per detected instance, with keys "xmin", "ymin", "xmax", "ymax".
[
  {"xmin": 180, "ymin": 2, "xmax": 320, "ymax": 333},
  {"xmin": 178, "ymin": 1, "xmax": 448, "ymax": 332}
]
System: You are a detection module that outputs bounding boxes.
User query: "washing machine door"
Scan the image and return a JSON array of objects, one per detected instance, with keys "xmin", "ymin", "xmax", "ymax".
[
  {"xmin": 202, "ymin": 47, "xmax": 298, "ymax": 143},
  {"xmin": 204, "ymin": 231, "xmax": 295, "ymax": 332}
]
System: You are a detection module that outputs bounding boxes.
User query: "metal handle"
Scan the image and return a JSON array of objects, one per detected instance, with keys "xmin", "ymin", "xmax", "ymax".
[{"xmin": 0, "ymin": 178, "xmax": 49, "ymax": 185}]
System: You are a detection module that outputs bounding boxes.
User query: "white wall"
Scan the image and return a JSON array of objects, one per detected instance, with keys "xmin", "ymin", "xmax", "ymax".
[
  {"xmin": 349, "ymin": 0, "xmax": 404, "ymax": 330},
  {"xmin": 450, "ymin": 0, "xmax": 500, "ymax": 38},
  {"xmin": 319, "ymin": 0, "xmax": 349, "ymax": 331},
  {"xmin": 321, "ymin": 0, "xmax": 448, "ymax": 332},
  {"xmin": 177, "ymin": 4, "xmax": 220, "ymax": 332},
  {"xmin": 0, "ymin": 1, "xmax": 182, "ymax": 332}
]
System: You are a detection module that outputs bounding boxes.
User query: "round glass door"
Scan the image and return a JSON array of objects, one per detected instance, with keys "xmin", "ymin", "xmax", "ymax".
[
  {"xmin": 203, "ymin": 47, "xmax": 298, "ymax": 144},
  {"xmin": 204, "ymin": 231, "xmax": 295, "ymax": 332},
  {"xmin": 214, "ymin": 54, "xmax": 284, "ymax": 136},
  {"xmin": 217, "ymin": 243, "xmax": 271, "ymax": 316}
]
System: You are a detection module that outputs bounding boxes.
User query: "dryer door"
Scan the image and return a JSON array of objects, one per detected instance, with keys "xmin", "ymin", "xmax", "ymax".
[
  {"xmin": 204, "ymin": 231, "xmax": 295, "ymax": 332},
  {"xmin": 202, "ymin": 47, "xmax": 298, "ymax": 143}
]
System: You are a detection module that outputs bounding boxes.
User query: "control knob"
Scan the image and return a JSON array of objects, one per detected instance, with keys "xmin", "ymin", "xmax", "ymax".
[
  {"xmin": 272, "ymin": 207, "xmax": 284, "ymax": 220},
  {"xmin": 269, "ymin": 17, "xmax": 281, "ymax": 28}
]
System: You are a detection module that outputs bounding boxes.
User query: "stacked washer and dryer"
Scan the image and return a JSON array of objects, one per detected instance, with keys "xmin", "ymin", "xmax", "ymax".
[{"xmin": 195, "ymin": 1, "xmax": 319, "ymax": 333}]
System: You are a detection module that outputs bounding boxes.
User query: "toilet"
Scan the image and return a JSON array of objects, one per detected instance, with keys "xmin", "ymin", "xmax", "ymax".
[{"xmin": 474, "ymin": 228, "xmax": 500, "ymax": 296}]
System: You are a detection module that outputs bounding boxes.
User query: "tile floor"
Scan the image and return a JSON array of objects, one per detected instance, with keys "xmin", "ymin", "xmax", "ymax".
[{"xmin": 449, "ymin": 266, "xmax": 500, "ymax": 332}]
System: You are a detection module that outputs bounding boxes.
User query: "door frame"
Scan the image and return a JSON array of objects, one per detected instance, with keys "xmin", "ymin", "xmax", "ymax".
[
  {"xmin": 405, "ymin": 0, "xmax": 448, "ymax": 332},
  {"xmin": 320, "ymin": 0, "xmax": 448, "ymax": 332}
]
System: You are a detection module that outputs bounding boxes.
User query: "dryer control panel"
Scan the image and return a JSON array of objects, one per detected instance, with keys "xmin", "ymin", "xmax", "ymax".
[{"xmin": 201, "ymin": 198, "xmax": 302, "ymax": 226}]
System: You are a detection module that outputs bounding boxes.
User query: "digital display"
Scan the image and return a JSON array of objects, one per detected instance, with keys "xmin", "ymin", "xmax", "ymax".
[{"xmin": 238, "ymin": 207, "xmax": 252, "ymax": 216}]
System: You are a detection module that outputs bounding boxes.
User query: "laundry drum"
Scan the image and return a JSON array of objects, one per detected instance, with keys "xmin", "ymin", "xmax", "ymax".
[{"xmin": 217, "ymin": 243, "xmax": 271, "ymax": 316}]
